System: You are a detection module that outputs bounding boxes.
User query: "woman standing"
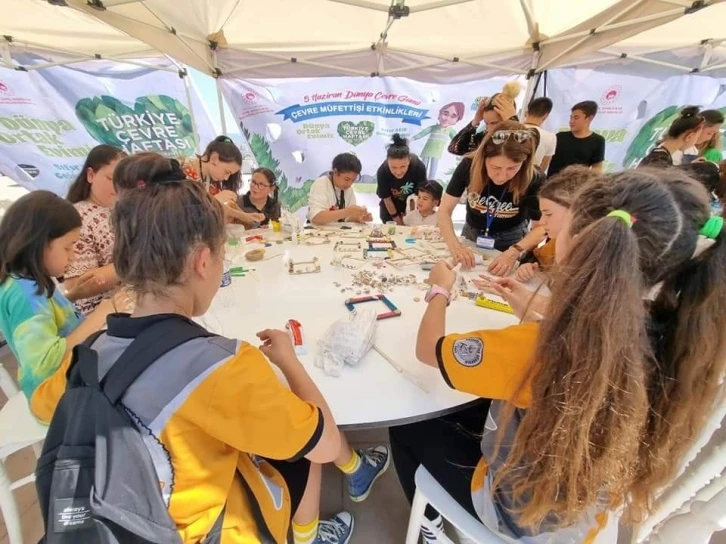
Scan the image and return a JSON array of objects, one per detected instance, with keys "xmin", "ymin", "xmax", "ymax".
[
  {"xmin": 238, "ymin": 167, "xmax": 281, "ymax": 226},
  {"xmin": 439, "ymin": 121, "xmax": 546, "ymax": 275},
  {"xmin": 447, "ymin": 82, "xmax": 521, "ymax": 156},
  {"xmin": 179, "ymin": 136, "xmax": 265, "ymax": 227},
  {"xmin": 639, "ymin": 107, "xmax": 704, "ymax": 167},
  {"xmin": 65, "ymin": 145, "xmax": 126, "ymax": 314},
  {"xmin": 376, "ymin": 134, "xmax": 427, "ymax": 224}
]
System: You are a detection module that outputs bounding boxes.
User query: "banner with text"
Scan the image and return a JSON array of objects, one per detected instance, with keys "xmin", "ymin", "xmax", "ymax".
[
  {"xmin": 221, "ymin": 76, "xmax": 524, "ymax": 214},
  {"xmin": 542, "ymin": 69, "xmax": 726, "ymax": 172},
  {"xmin": 0, "ymin": 62, "xmax": 215, "ymax": 195}
]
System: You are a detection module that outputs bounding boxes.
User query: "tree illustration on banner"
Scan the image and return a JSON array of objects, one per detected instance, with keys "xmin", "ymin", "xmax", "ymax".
[
  {"xmin": 241, "ymin": 124, "xmax": 314, "ymax": 212},
  {"xmin": 75, "ymin": 95, "xmax": 198, "ymax": 155}
]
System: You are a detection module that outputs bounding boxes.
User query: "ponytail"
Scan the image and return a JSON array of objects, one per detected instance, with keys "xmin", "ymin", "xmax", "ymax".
[
  {"xmin": 494, "ymin": 215, "xmax": 650, "ymax": 529},
  {"xmin": 640, "ymin": 211, "xmax": 726, "ymax": 505}
]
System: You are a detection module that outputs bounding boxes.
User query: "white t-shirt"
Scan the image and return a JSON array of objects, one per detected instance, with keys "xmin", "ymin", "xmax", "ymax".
[
  {"xmin": 404, "ymin": 209, "xmax": 438, "ymax": 226},
  {"xmin": 671, "ymin": 146, "xmax": 699, "ymax": 166},
  {"xmin": 527, "ymin": 124, "xmax": 557, "ymax": 167},
  {"xmin": 307, "ymin": 174, "xmax": 358, "ymax": 222}
]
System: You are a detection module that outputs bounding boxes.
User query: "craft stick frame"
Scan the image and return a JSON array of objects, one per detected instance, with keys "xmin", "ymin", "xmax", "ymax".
[
  {"xmin": 334, "ymin": 241, "xmax": 363, "ymax": 252},
  {"xmin": 368, "ymin": 240, "xmax": 396, "ymax": 250},
  {"xmin": 345, "ymin": 294, "xmax": 401, "ymax": 320},
  {"xmin": 288, "ymin": 257, "xmax": 321, "ymax": 275}
]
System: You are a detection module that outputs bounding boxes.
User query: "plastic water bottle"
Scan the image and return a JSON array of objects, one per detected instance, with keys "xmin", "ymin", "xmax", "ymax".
[{"xmin": 220, "ymin": 260, "xmax": 232, "ymax": 288}]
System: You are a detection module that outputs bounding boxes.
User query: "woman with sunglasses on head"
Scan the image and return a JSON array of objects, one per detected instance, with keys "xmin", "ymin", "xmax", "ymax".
[
  {"xmin": 238, "ymin": 168, "xmax": 281, "ymax": 226},
  {"xmin": 178, "ymin": 136, "xmax": 265, "ymax": 227},
  {"xmin": 439, "ymin": 121, "xmax": 546, "ymax": 275}
]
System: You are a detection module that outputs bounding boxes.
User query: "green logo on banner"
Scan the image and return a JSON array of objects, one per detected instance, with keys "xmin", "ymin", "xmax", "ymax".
[
  {"xmin": 337, "ymin": 121, "xmax": 375, "ymax": 146},
  {"xmin": 75, "ymin": 95, "xmax": 198, "ymax": 155}
]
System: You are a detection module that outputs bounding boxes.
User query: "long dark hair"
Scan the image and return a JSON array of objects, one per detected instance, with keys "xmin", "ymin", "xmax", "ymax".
[
  {"xmin": 0, "ymin": 191, "xmax": 82, "ymax": 296},
  {"xmin": 66, "ymin": 145, "xmax": 125, "ymax": 203},
  {"xmin": 250, "ymin": 167, "xmax": 278, "ymax": 208},
  {"xmin": 200, "ymin": 136, "xmax": 243, "ymax": 193},
  {"xmin": 493, "ymin": 169, "xmax": 726, "ymax": 529}
]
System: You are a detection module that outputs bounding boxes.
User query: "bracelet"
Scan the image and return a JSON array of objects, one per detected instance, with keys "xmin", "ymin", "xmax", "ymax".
[{"xmin": 512, "ymin": 244, "xmax": 525, "ymax": 253}]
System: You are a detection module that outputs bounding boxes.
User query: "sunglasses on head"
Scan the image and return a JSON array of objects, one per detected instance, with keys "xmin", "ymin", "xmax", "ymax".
[{"xmin": 491, "ymin": 130, "xmax": 533, "ymax": 145}]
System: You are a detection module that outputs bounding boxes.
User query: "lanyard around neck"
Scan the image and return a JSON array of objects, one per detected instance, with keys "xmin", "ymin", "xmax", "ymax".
[
  {"xmin": 484, "ymin": 183, "xmax": 508, "ymax": 236},
  {"xmin": 330, "ymin": 175, "xmax": 345, "ymax": 209}
]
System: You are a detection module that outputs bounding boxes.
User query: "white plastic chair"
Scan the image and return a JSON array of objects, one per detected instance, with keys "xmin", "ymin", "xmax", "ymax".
[
  {"xmin": 405, "ymin": 466, "xmax": 505, "ymax": 544},
  {"xmin": 406, "ymin": 466, "xmax": 620, "ymax": 544},
  {"xmin": 0, "ymin": 359, "xmax": 48, "ymax": 544}
]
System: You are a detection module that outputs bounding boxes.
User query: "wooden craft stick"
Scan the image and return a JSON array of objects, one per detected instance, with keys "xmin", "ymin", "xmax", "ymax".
[{"xmin": 372, "ymin": 344, "xmax": 429, "ymax": 393}]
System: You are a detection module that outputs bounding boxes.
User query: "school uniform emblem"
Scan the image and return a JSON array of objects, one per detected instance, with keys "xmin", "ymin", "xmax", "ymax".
[{"xmin": 452, "ymin": 338, "xmax": 484, "ymax": 367}]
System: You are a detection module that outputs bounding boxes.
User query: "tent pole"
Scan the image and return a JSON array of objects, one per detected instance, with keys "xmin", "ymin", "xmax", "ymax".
[
  {"xmin": 180, "ymin": 70, "xmax": 202, "ymax": 154},
  {"xmin": 212, "ymin": 50, "xmax": 227, "ymax": 136},
  {"xmin": 520, "ymin": 74, "xmax": 537, "ymax": 117},
  {"xmin": 216, "ymin": 79, "xmax": 227, "ymax": 135}
]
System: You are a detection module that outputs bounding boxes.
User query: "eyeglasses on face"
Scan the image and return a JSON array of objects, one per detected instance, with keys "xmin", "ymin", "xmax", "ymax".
[
  {"xmin": 250, "ymin": 180, "xmax": 273, "ymax": 189},
  {"xmin": 491, "ymin": 130, "xmax": 533, "ymax": 145}
]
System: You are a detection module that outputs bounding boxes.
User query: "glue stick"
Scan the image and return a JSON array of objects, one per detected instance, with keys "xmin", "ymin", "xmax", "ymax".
[{"xmin": 286, "ymin": 319, "xmax": 306, "ymax": 355}]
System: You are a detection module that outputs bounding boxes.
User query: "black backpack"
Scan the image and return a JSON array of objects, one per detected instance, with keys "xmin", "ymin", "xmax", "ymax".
[{"xmin": 35, "ymin": 317, "xmax": 218, "ymax": 543}]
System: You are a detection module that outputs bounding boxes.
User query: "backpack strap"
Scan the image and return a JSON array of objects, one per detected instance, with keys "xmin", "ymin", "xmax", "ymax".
[{"xmin": 101, "ymin": 317, "xmax": 216, "ymax": 405}]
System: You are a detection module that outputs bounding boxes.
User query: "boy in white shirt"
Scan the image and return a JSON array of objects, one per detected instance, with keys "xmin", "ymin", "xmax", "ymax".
[
  {"xmin": 404, "ymin": 180, "xmax": 442, "ymax": 226},
  {"xmin": 524, "ymin": 97, "xmax": 557, "ymax": 172},
  {"xmin": 307, "ymin": 153, "xmax": 372, "ymax": 225}
]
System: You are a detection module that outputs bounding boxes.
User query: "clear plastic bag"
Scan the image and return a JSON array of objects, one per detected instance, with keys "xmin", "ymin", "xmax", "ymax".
[{"xmin": 315, "ymin": 307, "xmax": 378, "ymax": 377}]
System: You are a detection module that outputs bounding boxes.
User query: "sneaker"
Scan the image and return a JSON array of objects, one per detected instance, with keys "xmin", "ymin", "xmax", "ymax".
[
  {"xmin": 314, "ymin": 512, "xmax": 354, "ymax": 544},
  {"xmin": 346, "ymin": 445, "xmax": 390, "ymax": 502}
]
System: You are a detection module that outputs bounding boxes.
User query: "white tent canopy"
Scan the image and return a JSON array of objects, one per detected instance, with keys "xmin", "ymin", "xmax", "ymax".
[{"xmin": 1, "ymin": 0, "xmax": 725, "ymax": 82}]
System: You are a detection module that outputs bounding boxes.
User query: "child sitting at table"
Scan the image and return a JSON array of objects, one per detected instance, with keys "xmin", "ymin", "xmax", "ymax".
[
  {"xmin": 404, "ymin": 180, "xmax": 443, "ymax": 227},
  {"xmin": 238, "ymin": 167, "xmax": 282, "ymax": 226},
  {"xmin": 103, "ymin": 152, "xmax": 389, "ymax": 544},
  {"xmin": 308, "ymin": 153, "xmax": 372, "ymax": 225},
  {"xmin": 513, "ymin": 165, "xmax": 599, "ymax": 282},
  {"xmin": 392, "ymin": 168, "xmax": 726, "ymax": 543},
  {"xmin": 0, "ymin": 191, "xmax": 129, "ymax": 422}
]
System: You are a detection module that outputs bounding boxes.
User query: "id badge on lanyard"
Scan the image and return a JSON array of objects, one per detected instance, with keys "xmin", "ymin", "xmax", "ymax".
[{"xmin": 477, "ymin": 206, "xmax": 496, "ymax": 249}]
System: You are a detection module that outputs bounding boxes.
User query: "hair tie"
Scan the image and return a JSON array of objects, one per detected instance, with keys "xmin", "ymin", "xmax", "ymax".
[
  {"xmin": 607, "ymin": 210, "xmax": 636, "ymax": 228},
  {"xmin": 136, "ymin": 180, "xmax": 147, "ymax": 189},
  {"xmin": 700, "ymin": 216, "xmax": 723, "ymax": 239},
  {"xmin": 149, "ymin": 159, "xmax": 188, "ymax": 185}
]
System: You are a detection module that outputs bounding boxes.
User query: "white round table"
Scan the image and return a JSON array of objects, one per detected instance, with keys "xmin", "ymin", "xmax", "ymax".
[{"xmin": 197, "ymin": 225, "xmax": 518, "ymax": 430}]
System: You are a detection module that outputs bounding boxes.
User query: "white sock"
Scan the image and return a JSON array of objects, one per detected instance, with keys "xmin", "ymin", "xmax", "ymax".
[{"xmin": 421, "ymin": 514, "xmax": 445, "ymax": 544}]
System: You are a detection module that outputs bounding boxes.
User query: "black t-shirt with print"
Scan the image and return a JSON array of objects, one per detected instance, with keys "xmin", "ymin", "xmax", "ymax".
[
  {"xmin": 376, "ymin": 154, "xmax": 427, "ymax": 215},
  {"xmin": 446, "ymin": 157, "xmax": 544, "ymax": 234},
  {"xmin": 547, "ymin": 131, "xmax": 606, "ymax": 177}
]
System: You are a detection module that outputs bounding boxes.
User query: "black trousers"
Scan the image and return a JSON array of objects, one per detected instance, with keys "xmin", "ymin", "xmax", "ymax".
[{"xmin": 389, "ymin": 399, "xmax": 491, "ymax": 521}]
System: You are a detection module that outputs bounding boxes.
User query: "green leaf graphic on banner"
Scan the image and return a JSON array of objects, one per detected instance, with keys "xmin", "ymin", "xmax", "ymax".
[
  {"xmin": 622, "ymin": 105, "xmax": 680, "ymax": 169},
  {"xmin": 75, "ymin": 94, "xmax": 198, "ymax": 155},
  {"xmin": 337, "ymin": 121, "xmax": 375, "ymax": 146},
  {"xmin": 241, "ymin": 124, "xmax": 314, "ymax": 213}
]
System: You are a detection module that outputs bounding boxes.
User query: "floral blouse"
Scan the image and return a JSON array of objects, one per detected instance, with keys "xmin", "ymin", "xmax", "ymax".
[
  {"xmin": 178, "ymin": 156, "xmax": 224, "ymax": 196},
  {"xmin": 65, "ymin": 201, "xmax": 115, "ymax": 315}
]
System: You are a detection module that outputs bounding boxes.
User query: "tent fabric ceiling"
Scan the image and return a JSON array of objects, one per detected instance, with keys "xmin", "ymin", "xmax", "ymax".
[{"xmin": 1, "ymin": 0, "xmax": 725, "ymax": 81}]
